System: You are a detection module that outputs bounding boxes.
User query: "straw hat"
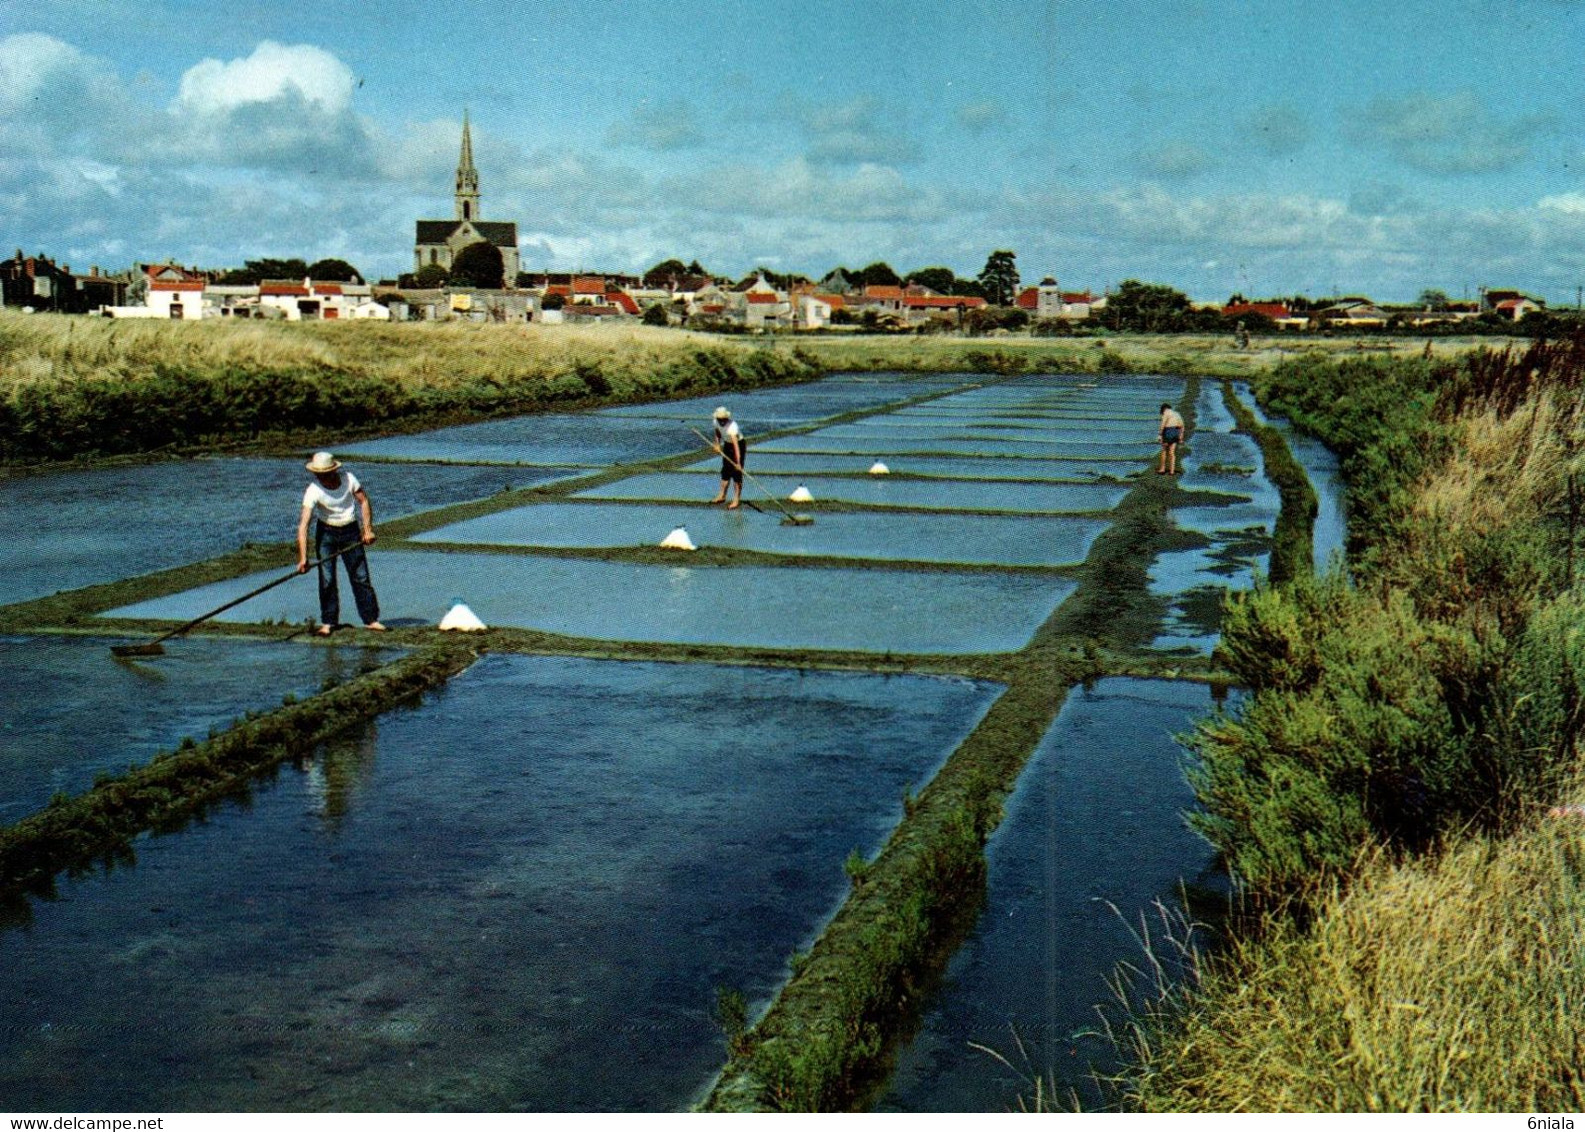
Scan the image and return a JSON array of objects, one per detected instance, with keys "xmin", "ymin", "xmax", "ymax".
[
  {"xmin": 305, "ymin": 451, "xmax": 341, "ymax": 473},
  {"xmin": 712, "ymin": 406, "xmax": 731, "ymax": 420}
]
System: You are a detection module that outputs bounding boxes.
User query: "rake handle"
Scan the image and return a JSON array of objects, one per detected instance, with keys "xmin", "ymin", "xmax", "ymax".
[
  {"xmin": 686, "ymin": 422, "xmax": 805, "ymax": 525},
  {"xmin": 145, "ymin": 544, "xmax": 354, "ymax": 646}
]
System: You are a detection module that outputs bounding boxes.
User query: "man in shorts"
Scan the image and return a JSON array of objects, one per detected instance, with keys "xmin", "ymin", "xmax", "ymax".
[
  {"xmin": 709, "ymin": 406, "xmax": 746, "ymax": 509},
  {"xmin": 1158, "ymin": 402, "xmax": 1186, "ymax": 476}
]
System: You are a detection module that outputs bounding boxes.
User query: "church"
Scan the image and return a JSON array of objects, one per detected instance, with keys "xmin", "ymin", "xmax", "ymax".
[{"xmin": 413, "ymin": 114, "xmax": 520, "ymax": 283}]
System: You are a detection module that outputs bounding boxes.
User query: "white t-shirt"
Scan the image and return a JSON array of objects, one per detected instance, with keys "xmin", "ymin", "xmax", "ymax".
[
  {"xmin": 303, "ymin": 471, "xmax": 361, "ymax": 526},
  {"xmin": 715, "ymin": 420, "xmax": 742, "ymax": 448}
]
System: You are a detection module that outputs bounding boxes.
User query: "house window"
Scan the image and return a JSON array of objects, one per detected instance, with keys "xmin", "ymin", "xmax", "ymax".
[
  {"xmin": 429, "ymin": 248, "xmax": 438, "ymax": 265},
  {"xmin": 170, "ymin": 298, "xmax": 183, "ymax": 319}
]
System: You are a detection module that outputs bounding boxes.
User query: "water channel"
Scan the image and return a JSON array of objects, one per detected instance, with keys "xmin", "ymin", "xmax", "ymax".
[{"xmin": 0, "ymin": 371, "xmax": 1337, "ymax": 1110}]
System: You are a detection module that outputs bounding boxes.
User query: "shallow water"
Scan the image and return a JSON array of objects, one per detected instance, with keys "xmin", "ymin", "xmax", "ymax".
[
  {"xmin": 880, "ymin": 678, "xmax": 1228, "ymax": 1112},
  {"xmin": 0, "ymin": 459, "xmax": 536, "ymax": 610},
  {"xmin": 0, "ymin": 654, "xmax": 1002, "ymax": 1111},
  {"xmin": 596, "ymin": 375, "xmax": 969, "ymax": 424},
  {"xmin": 1232, "ymin": 382, "xmax": 1346, "ymax": 570},
  {"xmin": 679, "ymin": 453, "xmax": 1148, "ymax": 481},
  {"xmin": 415, "ymin": 502, "xmax": 1109, "ymax": 567},
  {"xmin": 575, "ymin": 474, "xmax": 1133, "ymax": 514},
  {"xmin": 0, "ymin": 636, "xmax": 395, "ymax": 822},
  {"xmin": 104, "ymin": 551, "xmax": 1076, "ymax": 654},
  {"xmin": 754, "ymin": 436, "xmax": 1161, "ymax": 460}
]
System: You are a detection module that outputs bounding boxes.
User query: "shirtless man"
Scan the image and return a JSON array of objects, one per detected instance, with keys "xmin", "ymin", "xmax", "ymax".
[{"xmin": 1158, "ymin": 402, "xmax": 1186, "ymax": 476}]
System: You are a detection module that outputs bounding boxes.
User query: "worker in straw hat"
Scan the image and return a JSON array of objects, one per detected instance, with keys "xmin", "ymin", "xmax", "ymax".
[
  {"xmin": 297, "ymin": 452, "xmax": 385, "ymax": 635},
  {"xmin": 708, "ymin": 406, "xmax": 746, "ymax": 510}
]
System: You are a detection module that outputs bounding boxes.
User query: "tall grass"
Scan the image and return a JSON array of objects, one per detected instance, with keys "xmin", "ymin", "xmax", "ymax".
[
  {"xmin": 0, "ymin": 313, "xmax": 819, "ymax": 462},
  {"xmin": 1112, "ymin": 336, "xmax": 1585, "ymax": 1110},
  {"xmin": 1118, "ymin": 821, "xmax": 1585, "ymax": 1111}
]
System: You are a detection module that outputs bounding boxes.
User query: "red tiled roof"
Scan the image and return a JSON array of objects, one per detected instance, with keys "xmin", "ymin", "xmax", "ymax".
[
  {"xmin": 607, "ymin": 290, "xmax": 639, "ymax": 315},
  {"xmin": 814, "ymin": 294, "xmax": 845, "ymax": 309},
  {"xmin": 545, "ymin": 284, "xmax": 572, "ymax": 297},
  {"xmin": 1063, "ymin": 292, "xmax": 1095, "ymax": 304},
  {"xmin": 908, "ymin": 295, "xmax": 986, "ymax": 309},
  {"xmin": 1223, "ymin": 302, "xmax": 1291, "ymax": 320},
  {"xmin": 746, "ymin": 292, "xmax": 782, "ymax": 304},
  {"xmin": 150, "ymin": 280, "xmax": 204, "ymax": 291},
  {"xmin": 1015, "ymin": 287, "xmax": 1039, "ymax": 310},
  {"xmin": 315, "ymin": 283, "xmax": 343, "ymax": 295},
  {"xmin": 700, "ymin": 303, "xmax": 725, "ymax": 314},
  {"xmin": 863, "ymin": 285, "xmax": 904, "ymax": 300},
  {"xmin": 573, "ymin": 276, "xmax": 606, "ymax": 294},
  {"xmin": 261, "ymin": 283, "xmax": 309, "ymax": 296}
]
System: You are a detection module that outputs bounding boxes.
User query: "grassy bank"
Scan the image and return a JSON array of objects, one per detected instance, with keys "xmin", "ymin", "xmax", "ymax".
[
  {"xmin": 1116, "ymin": 337, "xmax": 1585, "ymax": 1110},
  {"xmin": 1221, "ymin": 381, "xmax": 1316, "ymax": 586},
  {"xmin": 784, "ymin": 332, "xmax": 1521, "ymax": 379},
  {"xmin": 0, "ymin": 314, "xmax": 819, "ymax": 464}
]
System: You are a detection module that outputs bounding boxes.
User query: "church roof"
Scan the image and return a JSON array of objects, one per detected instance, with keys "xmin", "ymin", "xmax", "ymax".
[{"xmin": 414, "ymin": 219, "xmax": 518, "ymax": 247}]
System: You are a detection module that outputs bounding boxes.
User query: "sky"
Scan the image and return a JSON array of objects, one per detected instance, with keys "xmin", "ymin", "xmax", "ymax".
[{"xmin": 6, "ymin": 0, "xmax": 1585, "ymax": 302}]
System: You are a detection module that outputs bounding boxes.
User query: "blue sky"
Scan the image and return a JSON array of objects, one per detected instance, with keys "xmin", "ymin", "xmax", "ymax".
[{"xmin": 6, "ymin": 0, "xmax": 1585, "ymax": 301}]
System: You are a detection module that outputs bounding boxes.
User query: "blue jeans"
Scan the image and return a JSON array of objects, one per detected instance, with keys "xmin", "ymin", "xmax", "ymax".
[{"xmin": 315, "ymin": 521, "xmax": 380, "ymax": 626}]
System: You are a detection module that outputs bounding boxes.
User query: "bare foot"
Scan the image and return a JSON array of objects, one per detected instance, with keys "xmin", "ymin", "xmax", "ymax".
[
  {"xmin": 364, "ymin": 622, "xmax": 387, "ymax": 631},
  {"xmin": 726, "ymin": 501, "xmax": 740, "ymax": 510},
  {"xmin": 315, "ymin": 625, "xmax": 333, "ymax": 637},
  {"xmin": 709, "ymin": 495, "xmax": 725, "ymax": 504}
]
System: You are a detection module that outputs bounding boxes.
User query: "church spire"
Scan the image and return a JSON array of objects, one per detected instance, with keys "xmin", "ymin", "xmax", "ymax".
[{"xmin": 455, "ymin": 110, "xmax": 480, "ymax": 222}]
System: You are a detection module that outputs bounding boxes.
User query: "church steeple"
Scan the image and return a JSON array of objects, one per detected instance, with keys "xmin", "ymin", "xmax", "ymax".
[{"xmin": 455, "ymin": 111, "xmax": 480, "ymax": 221}]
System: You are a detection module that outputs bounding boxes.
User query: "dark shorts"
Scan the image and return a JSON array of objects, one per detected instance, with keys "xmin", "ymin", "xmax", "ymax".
[
  {"xmin": 1162, "ymin": 427, "xmax": 1182, "ymax": 444},
  {"xmin": 720, "ymin": 441, "xmax": 746, "ymax": 483}
]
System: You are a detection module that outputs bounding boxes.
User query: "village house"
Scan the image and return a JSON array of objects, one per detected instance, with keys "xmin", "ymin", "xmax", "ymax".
[
  {"xmin": 103, "ymin": 263, "xmax": 207, "ymax": 319},
  {"xmin": 1015, "ymin": 278, "xmax": 1099, "ymax": 320},
  {"xmin": 2, "ymin": 251, "xmax": 126, "ymax": 313},
  {"xmin": 1483, "ymin": 289, "xmax": 1546, "ymax": 321}
]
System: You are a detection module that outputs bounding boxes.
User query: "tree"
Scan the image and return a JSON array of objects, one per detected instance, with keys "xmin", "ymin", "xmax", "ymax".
[
  {"xmin": 412, "ymin": 264, "xmax": 448, "ymax": 288},
  {"xmin": 1099, "ymin": 279, "xmax": 1194, "ymax": 332},
  {"xmin": 214, "ymin": 257, "xmax": 310, "ymax": 285},
  {"xmin": 1417, "ymin": 288, "xmax": 1451, "ymax": 311},
  {"xmin": 308, "ymin": 258, "xmax": 361, "ymax": 283},
  {"xmin": 906, "ymin": 266, "xmax": 957, "ymax": 294},
  {"xmin": 976, "ymin": 250, "xmax": 1020, "ymax": 306},
  {"xmin": 856, "ymin": 261, "xmax": 902, "ymax": 287},
  {"xmin": 644, "ymin": 258, "xmax": 689, "ymax": 287},
  {"xmin": 449, "ymin": 241, "xmax": 505, "ymax": 289},
  {"xmin": 642, "ymin": 302, "xmax": 670, "ymax": 326}
]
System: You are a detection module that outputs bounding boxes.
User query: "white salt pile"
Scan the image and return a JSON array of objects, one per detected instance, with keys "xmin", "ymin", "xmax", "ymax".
[
  {"xmin": 660, "ymin": 526, "xmax": 698, "ymax": 550},
  {"xmin": 868, "ymin": 461, "xmax": 890, "ymax": 475},
  {"xmin": 439, "ymin": 602, "xmax": 488, "ymax": 631},
  {"xmin": 788, "ymin": 484, "xmax": 815, "ymax": 502}
]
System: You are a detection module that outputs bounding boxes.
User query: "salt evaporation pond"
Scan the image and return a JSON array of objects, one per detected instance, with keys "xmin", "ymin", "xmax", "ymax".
[
  {"xmin": 880, "ymin": 678, "xmax": 1227, "ymax": 1111},
  {"xmin": 576, "ymin": 473, "xmax": 1133, "ymax": 514},
  {"xmin": 0, "ymin": 458, "xmax": 541, "ymax": 609},
  {"xmin": 1232, "ymin": 382, "xmax": 1347, "ymax": 570},
  {"xmin": 596, "ymin": 375, "xmax": 971, "ymax": 425},
  {"xmin": 104, "ymin": 551, "xmax": 1075, "ymax": 654},
  {"xmin": 680, "ymin": 453, "xmax": 1147, "ymax": 481},
  {"xmin": 340, "ymin": 376, "xmax": 980, "ymax": 467},
  {"xmin": 754, "ymin": 436, "xmax": 1161, "ymax": 460},
  {"xmin": 0, "ymin": 654, "xmax": 1002, "ymax": 1111},
  {"xmin": 0, "ymin": 636, "xmax": 395, "ymax": 822},
  {"xmin": 416, "ymin": 502, "xmax": 1108, "ymax": 567},
  {"xmin": 1150, "ymin": 423, "xmax": 1280, "ymax": 654}
]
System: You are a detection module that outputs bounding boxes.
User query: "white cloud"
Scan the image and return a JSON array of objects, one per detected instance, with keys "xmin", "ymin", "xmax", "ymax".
[{"xmin": 175, "ymin": 41, "xmax": 355, "ymax": 116}]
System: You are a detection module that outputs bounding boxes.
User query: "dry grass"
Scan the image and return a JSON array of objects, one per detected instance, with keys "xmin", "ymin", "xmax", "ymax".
[
  {"xmin": 0, "ymin": 312, "xmax": 770, "ymax": 392},
  {"xmin": 789, "ymin": 332, "xmax": 1518, "ymax": 378},
  {"xmin": 1121, "ymin": 812, "xmax": 1585, "ymax": 1111}
]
